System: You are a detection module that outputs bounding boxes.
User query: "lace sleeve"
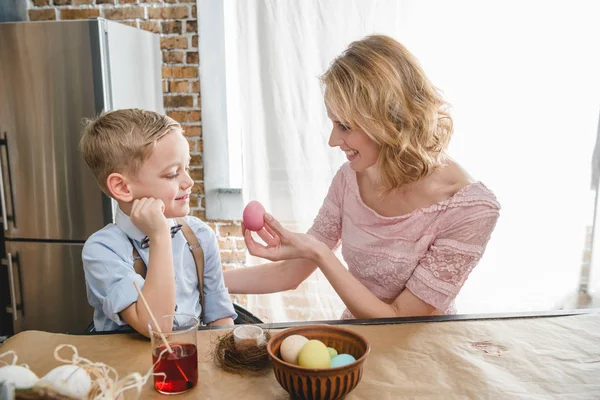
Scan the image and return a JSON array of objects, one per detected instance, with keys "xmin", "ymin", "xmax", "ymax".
[
  {"xmin": 307, "ymin": 168, "xmax": 344, "ymax": 250},
  {"xmin": 307, "ymin": 205, "xmax": 342, "ymax": 249},
  {"xmin": 405, "ymin": 206, "xmax": 500, "ymax": 311}
]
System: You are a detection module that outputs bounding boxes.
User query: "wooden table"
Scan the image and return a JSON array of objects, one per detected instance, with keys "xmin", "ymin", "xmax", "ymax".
[{"xmin": 1, "ymin": 310, "xmax": 600, "ymax": 399}]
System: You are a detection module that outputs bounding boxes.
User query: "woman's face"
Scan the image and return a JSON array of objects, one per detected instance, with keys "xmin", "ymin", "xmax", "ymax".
[{"xmin": 327, "ymin": 109, "xmax": 380, "ymax": 172}]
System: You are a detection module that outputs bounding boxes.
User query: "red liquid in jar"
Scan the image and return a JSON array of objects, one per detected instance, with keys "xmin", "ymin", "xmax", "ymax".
[{"xmin": 152, "ymin": 343, "xmax": 198, "ymax": 393}]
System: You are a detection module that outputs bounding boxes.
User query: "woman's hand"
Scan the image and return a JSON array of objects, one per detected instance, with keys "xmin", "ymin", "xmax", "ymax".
[{"xmin": 244, "ymin": 213, "xmax": 326, "ymax": 262}]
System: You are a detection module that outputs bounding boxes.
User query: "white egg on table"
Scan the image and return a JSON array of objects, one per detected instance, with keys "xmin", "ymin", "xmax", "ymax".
[
  {"xmin": 0, "ymin": 365, "xmax": 39, "ymax": 389},
  {"xmin": 35, "ymin": 364, "xmax": 92, "ymax": 399}
]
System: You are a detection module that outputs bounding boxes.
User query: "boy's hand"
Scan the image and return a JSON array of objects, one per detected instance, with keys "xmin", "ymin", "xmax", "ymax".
[{"xmin": 130, "ymin": 197, "xmax": 169, "ymax": 239}]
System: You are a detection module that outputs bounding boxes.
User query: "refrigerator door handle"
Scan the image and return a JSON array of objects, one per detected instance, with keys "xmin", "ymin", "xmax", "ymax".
[
  {"xmin": 0, "ymin": 133, "xmax": 8, "ymax": 228},
  {"xmin": 3, "ymin": 253, "xmax": 18, "ymax": 321}
]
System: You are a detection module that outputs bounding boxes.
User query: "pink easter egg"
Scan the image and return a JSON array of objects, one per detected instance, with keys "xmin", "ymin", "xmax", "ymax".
[{"xmin": 243, "ymin": 201, "xmax": 266, "ymax": 231}]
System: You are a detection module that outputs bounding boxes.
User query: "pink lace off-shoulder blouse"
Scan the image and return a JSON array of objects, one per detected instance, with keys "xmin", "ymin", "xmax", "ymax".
[{"xmin": 307, "ymin": 163, "xmax": 501, "ymax": 319}]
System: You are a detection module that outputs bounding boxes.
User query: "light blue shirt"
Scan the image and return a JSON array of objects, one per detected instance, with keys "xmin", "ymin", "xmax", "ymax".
[{"xmin": 82, "ymin": 208, "xmax": 237, "ymax": 331}]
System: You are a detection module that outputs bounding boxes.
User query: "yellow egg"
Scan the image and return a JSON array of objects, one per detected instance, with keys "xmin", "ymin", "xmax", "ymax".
[
  {"xmin": 297, "ymin": 340, "xmax": 331, "ymax": 369},
  {"xmin": 280, "ymin": 334, "xmax": 309, "ymax": 365}
]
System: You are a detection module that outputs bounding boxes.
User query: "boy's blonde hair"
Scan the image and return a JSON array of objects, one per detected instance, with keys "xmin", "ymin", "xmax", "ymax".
[
  {"xmin": 79, "ymin": 109, "xmax": 181, "ymax": 195},
  {"xmin": 321, "ymin": 35, "xmax": 453, "ymax": 191}
]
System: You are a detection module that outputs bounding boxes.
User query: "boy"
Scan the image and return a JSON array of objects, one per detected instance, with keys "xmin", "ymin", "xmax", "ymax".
[{"xmin": 79, "ymin": 109, "xmax": 236, "ymax": 335}]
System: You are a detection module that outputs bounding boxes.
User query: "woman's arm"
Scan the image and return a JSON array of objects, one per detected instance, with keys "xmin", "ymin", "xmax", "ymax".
[
  {"xmin": 224, "ymin": 222, "xmax": 319, "ymax": 294},
  {"xmin": 245, "ymin": 214, "xmax": 438, "ymax": 318},
  {"xmin": 239, "ymin": 197, "xmax": 499, "ymax": 318},
  {"xmin": 224, "ymin": 258, "xmax": 317, "ymax": 294},
  {"xmin": 315, "ymin": 247, "xmax": 438, "ymax": 318},
  {"xmin": 294, "ymin": 206, "xmax": 499, "ymax": 319}
]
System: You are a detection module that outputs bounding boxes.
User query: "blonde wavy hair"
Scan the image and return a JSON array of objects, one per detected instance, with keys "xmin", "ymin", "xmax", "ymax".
[
  {"xmin": 321, "ymin": 35, "xmax": 453, "ymax": 191},
  {"xmin": 79, "ymin": 109, "xmax": 181, "ymax": 196}
]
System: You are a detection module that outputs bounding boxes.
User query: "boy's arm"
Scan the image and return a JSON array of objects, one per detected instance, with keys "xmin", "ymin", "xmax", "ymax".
[
  {"xmin": 119, "ymin": 231, "xmax": 175, "ymax": 336},
  {"xmin": 82, "ymin": 218, "xmax": 174, "ymax": 334},
  {"xmin": 120, "ymin": 198, "xmax": 176, "ymax": 337},
  {"xmin": 83, "ymin": 232, "xmax": 144, "ymax": 332},
  {"xmin": 208, "ymin": 317, "xmax": 234, "ymax": 326}
]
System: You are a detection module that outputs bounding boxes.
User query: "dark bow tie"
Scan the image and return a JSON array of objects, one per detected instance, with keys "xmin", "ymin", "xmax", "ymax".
[{"xmin": 140, "ymin": 224, "xmax": 182, "ymax": 249}]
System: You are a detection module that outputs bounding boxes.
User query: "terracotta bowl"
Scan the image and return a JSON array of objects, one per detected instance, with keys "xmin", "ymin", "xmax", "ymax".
[{"xmin": 267, "ymin": 325, "xmax": 371, "ymax": 400}]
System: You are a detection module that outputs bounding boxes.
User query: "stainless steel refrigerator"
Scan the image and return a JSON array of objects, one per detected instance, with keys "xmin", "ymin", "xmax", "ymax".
[{"xmin": 0, "ymin": 18, "xmax": 163, "ymax": 335}]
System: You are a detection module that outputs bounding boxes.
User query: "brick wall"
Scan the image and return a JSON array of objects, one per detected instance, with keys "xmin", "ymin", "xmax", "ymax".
[{"xmin": 27, "ymin": 0, "xmax": 248, "ymax": 308}]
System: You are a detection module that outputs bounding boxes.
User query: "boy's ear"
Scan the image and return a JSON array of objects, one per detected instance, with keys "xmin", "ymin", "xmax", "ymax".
[{"xmin": 106, "ymin": 172, "xmax": 134, "ymax": 202}]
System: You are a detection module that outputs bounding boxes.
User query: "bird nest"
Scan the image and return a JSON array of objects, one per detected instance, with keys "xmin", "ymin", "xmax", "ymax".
[{"xmin": 212, "ymin": 330, "xmax": 272, "ymax": 375}]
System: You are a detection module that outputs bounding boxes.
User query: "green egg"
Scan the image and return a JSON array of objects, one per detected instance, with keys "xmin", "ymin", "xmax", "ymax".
[{"xmin": 327, "ymin": 347, "xmax": 338, "ymax": 359}]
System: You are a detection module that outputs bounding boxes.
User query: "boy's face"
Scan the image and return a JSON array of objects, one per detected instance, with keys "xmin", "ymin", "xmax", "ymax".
[{"xmin": 127, "ymin": 128, "xmax": 194, "ymax": 218}]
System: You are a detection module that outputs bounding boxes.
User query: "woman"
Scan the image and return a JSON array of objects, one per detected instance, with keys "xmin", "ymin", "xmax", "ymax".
[{"xmin": 224, "ymin": 35, "xmax": 500, "ymax": 319}]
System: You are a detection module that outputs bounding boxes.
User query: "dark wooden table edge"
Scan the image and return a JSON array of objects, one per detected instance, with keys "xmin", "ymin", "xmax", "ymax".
[{"xmin": 75, "ymin": 308, "xmax": 600, "ymax": 335}]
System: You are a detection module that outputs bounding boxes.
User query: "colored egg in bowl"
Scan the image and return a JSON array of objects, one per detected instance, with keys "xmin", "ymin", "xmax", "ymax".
[{"xmin": 266, "ymin": 325, "xmax": 371, "ymax": 400}]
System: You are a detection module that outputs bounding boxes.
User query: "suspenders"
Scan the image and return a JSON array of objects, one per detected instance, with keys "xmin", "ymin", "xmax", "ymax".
[{"xmin": 130, "ymin": 218, "xmax": 205, "ymax": 322}]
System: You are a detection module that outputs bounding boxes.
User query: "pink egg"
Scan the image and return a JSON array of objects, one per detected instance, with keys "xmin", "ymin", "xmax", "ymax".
[{"xmin": 243, "ymin": 201, "xmax": 266, "ymax": 231}]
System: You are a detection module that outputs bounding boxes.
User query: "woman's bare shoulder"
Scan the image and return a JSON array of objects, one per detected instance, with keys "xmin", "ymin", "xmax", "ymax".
[{"xmin": 431, "ymin": 160, "xmax": 475, "ymax": 198}]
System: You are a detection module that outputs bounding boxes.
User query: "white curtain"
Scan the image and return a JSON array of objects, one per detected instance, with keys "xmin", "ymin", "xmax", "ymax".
[{"xmin": 229, "ymin": 0, "xmax": 600, "ymax": 322}]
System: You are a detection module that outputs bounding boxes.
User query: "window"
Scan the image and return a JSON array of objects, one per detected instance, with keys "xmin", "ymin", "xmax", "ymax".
[
  {"xmin": 200, "ymin": 0, "xmax": 600, "ymax": 322},
  {"xmin": 198, "ymin": 0, "xmax": 243, "ymax": 220}
]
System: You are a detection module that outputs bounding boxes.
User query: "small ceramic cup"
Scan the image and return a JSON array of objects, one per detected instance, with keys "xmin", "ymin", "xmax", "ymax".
[{"xmin": 233, "ymin": 325, "xmax": 266, "ymax": 351}]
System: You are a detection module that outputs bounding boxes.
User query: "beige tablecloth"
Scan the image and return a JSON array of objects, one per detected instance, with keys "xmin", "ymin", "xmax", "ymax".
[{"xmin": 1, "ymin": 313, "xmax": 600, "ymax": 399}]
